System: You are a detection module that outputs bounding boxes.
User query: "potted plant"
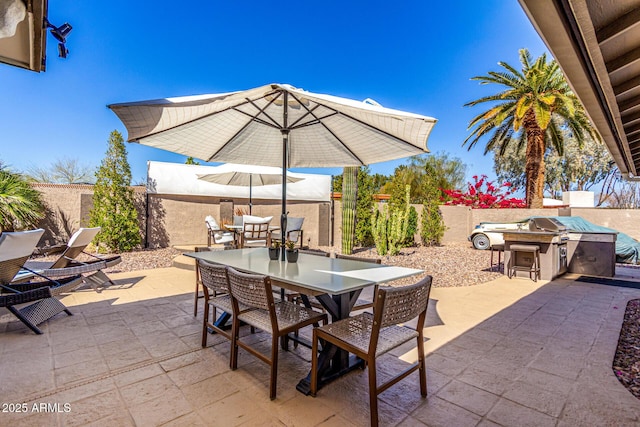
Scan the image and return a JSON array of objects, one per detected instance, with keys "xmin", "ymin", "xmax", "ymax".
[
  {"xmin": 285, "ymin": 239, "xmax": 298, "ymax": 263},
  {"xmin": 269, "ymin": 240, "xmax": 281, "ymax": 260}
]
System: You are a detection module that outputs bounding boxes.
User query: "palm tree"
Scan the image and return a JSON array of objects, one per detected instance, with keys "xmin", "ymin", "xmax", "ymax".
[
  {"xmin": 463, "ymin": 49, "xmax": 599, "ymax": 208},
  {"xmin": 0, "ymin": 169, "xmax": 46, "ymax": 232}
]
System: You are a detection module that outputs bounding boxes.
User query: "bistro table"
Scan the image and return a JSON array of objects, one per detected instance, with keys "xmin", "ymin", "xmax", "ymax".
[{"xmin": 185, "ymin": 248, "xmax": 423, "ymax": 394}]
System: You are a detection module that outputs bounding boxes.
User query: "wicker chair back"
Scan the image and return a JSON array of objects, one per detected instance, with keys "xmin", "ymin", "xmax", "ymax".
[
  {"xmin": 227, "ymin": 266, "xmax": 272, "ymax": 311},
  {"xmin": 377, "ymin": 276, "xmax": 432, "ymax": 329},
  {"xmin": 198, "ymin": 260, "xmax": 229, "ymax": 294}
]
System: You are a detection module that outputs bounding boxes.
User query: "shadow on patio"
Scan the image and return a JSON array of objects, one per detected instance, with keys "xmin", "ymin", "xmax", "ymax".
[{"xmin": 1, "ymin": 267, "xmax": 639, "ymax": 426}]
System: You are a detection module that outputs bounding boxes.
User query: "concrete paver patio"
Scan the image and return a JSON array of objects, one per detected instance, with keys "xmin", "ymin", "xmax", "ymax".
[{"xmin": 1, "ymin": 266, "xmax": 640, "ymax": 426}]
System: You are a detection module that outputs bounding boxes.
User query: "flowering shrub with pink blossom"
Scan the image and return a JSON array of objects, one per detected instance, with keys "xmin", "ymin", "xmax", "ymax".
[{"xmin": 442, "ymin": 175, "xmax": 525, "ymax": 209}]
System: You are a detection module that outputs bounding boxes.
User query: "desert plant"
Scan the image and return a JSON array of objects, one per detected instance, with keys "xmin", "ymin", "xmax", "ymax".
[
  {"xmin": 0, "ymin": 169, "xmax": 46, "ymax": 232},
  {"xmin": 341, "ymin": 166, "xmax": 357, "ymax": 254},
  {"xmin": 371, "ymin": 185, "xmax": 411, "ymax": 256},
  {"xmin": 371, "ymin": 205, "xmax": 388, "ymax": 256},
  {"xmin": 442, "ymin": 175, "xmax": 525, "ymax": 208},
  {"xmin": 89, "ymin": 130, "xmax": 141, "ymax": 252},
  {"xmin": 464, "ymin": 48, "xmax": 598, "ymax": 208},
  {"xmin": 403, "ymin": 206, "xmax": 418, "ymax": 246},
  {"xmin": 387, "ymin": 186, "xmax": 411, "ymax": 255},
  {"xmin": 354, "ymin": 167, "xmax": 375, "ymax": 247},
  {"xmin": 272, "ymin": 240, "xmax": 281, "ymax": 248},
  {"xmin": 234, "ymin": 207, "xmax": 249, "ymax": 216},
  {"xmin": 421, "ymin": 166, "xmax": 446, "ymax": 246},
  {"xmin": 285, "ymin": 239, "xmax": 296, "ymax": 250}
]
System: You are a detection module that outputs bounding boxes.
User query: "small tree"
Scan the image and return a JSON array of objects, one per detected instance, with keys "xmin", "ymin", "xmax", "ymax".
[
  {"xmin": 89, "ymin": 130, "xmax": 141, "ymax": 252},
  {"xmin": 421, "ymin": 165, "xmax": 446, "ymax": 246},
  {"xmin": 0, "ymin": 169, "xmax": 45, "ymax": 232},
  {"xmin": 185, "ymin": 156, "xmax": 200, "ymax": 165},
  {"xmin": 28, "ymin": 157, "xmax": 96, "ymax": 184},
  {"xmin": 355, "ymin": 167, "xmax": 375, "ymax": 247}
]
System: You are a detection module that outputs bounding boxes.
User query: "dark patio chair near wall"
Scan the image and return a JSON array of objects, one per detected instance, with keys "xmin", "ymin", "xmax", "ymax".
[
  {"xmin": 310, "ymin": 276, "xmax": 433, "ymax": 427},
  {"xmin": 0, "ymin": 229, "xmax": 83, "ymax": 334},
  {"xmin": 226, "ymin": 266, "xmax": 327, "ymax": 400}
]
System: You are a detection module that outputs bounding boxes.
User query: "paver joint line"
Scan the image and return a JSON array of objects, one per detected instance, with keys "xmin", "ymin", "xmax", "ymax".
[{"xmin": 18, "ymin": 346, "xmax": 204, "ymax": 404}]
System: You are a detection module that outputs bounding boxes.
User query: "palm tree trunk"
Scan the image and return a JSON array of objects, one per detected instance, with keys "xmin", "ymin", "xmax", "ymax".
[{"xmin": 524, "ymin": 111, "xmax": 546, "ymax": 208}]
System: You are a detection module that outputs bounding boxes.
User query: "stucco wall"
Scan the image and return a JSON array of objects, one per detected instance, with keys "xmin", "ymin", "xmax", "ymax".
[
  {"xmin": 33, "ymin": 183, "xmax": 146, "ymax": 246},
  {"xmin": 29, "ymin": 183, "xmax": 640, "ymax": 249},
  {"xmin": 147, "ymin": 195, "xmax": 331, "ymax": 248}
]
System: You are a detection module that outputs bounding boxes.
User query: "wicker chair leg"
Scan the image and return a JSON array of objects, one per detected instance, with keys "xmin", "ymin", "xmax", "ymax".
[
  {"xmin": 194, "ymin": 281, "xmax": 199, "ymax": 317},
  {"xmin": 7, "ymin": 297, "xmax": 72, "ymax": 335},
  {"xmin": 84, "ymin": 270, "xmax": 114, "ymax": 291},
  {"xmin": 368, "ymin": 359, "xmax": 379, "ymax": 427},
  {"xmin": 270, "ymin": 335, "xmax": 279, "ymax": 400},
  {"xmin": 201, "ymin": 304, "xmax": 210, "ymax": 347},
  {"xmin": 230, "ymin": 318, "xmax": 240, "ymax": 370},
  {"xmin": 417, "ymin": 334, "xmax": 427, "ymax": 397},
  {"xmin": 7, "ymin": 306, "xmax": 44, "ymax": 334}
]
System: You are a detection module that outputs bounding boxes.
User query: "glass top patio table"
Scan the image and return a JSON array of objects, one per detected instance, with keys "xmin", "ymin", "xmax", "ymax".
[{"xmin": 185, "ymin": 248, "xmax": 422, "ymax": 300}]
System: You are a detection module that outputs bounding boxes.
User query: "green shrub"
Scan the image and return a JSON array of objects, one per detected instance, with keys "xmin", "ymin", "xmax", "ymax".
[{"xmin": 89, "ymin": 130, "xmax": 141, "ymax": 253}]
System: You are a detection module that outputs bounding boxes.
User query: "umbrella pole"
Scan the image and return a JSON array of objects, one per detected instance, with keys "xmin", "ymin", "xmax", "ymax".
[
  {"xmin": 281, "ymin": 92, "xmax": 289, "ymax": 261},
  {"xmin": 249, "ymin": 175, "xmax": 252, "ymax": 215}
]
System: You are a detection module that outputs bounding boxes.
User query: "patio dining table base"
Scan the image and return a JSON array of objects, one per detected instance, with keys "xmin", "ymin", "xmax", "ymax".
[{"xmin": 296, "ymin": 354, "xmax": 364, "ymax": 395}]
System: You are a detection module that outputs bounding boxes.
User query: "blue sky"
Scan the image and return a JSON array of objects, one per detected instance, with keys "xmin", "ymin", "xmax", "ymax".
[{"xmin": 1, "ymin": 0, "xmax": 548, "ymax": 185}]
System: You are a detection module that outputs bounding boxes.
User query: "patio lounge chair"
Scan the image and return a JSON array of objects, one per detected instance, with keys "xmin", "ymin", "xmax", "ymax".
[
  {"xmin": 24, "ymin": 227, "xmax": 121, "ymax": 291},
  {"xmin": 0, "ymin": 229, "xmax": 84, "ymax": 334},
  {"xmin": 310, "ymin": 276, "xmax": 433, "ymax": 427}
]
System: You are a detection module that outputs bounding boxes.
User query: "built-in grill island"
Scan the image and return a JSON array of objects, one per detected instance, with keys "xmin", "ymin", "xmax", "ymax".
[{"xmin": 503, "ymin": 217, "xmax": 618, "ymax": 280}]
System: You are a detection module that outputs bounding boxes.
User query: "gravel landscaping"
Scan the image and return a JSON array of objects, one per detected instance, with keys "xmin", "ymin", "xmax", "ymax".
[
  {"xmin": 614, "ymin": 299, "xmax": 640, "ymax": 400},
  {"xmin": 101, "ymin": 242, "xmax": 502, "ymax": 288}
]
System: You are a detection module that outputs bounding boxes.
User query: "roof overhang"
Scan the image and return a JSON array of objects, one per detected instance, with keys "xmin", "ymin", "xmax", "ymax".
[
  {"xmin": 519, "ymin": 0, "xmax": 640, "ymax": 179},
  {"xmin": 0, "ymin": 0, "xmax": 47, "ymax": 72}
]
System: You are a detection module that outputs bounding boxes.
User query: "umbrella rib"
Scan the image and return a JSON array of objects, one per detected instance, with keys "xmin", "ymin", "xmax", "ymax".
[
  {"xmin": 289, "ymin": 92, "xmax": 365, "ymax": 165},
  {"xmin": 124, "ymin": 96, "xmax": 267, "ymax": 142},
  {"xmin": 206, "ymin": 94, "xmax": 283, "ymax": 163},
  {"xmin": 289, "ymin": 93, "xmax": 427, "ymax": 153}
]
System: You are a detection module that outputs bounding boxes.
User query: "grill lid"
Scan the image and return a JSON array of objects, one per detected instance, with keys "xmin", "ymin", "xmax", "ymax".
[{"xmin": 529, "ymin": 217, "xmax": 567, "ymax": 232}]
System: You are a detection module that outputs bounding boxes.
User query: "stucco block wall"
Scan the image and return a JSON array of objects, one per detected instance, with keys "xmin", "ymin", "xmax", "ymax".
[
  {"xmin": 29, "ymin": 183, "xmax": 640, "ymax": 249},
  {"xmin": 34, "ymin": 183, "xmax": 146, "ymax": 246},
  {"xmin": 35, "ymin": 184, "xmax": 93, "ymax": 244}
]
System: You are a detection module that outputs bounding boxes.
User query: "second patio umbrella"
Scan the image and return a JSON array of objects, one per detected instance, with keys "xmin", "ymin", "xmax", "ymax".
[
  {"xmin": 109, "ymin": 83, "xmax": 437, "ymax": 259},
  {"xmin": 197, "ymin": 163, "xmax": 303, "ymax": 215}
]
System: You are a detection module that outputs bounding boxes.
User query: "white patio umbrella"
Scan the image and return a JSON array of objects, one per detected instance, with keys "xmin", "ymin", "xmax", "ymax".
[
  {"xmin": 109, "ymin": 83, "xmax": 437, "ymax": 259},
  {"xmin": 196, "ymin": 163, "xmax": 303, "ymax": 214}
]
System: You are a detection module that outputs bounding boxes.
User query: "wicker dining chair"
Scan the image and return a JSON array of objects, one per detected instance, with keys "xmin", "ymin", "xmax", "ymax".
[
  {"xmin": 199, "ymin": 260, "xmax": 233, "ymax": 347},
  {"xmin": 226, "ymin": 266, "xmax": 328, "ymax": 400},
  {"xmin": 310, "ymin": 276, "xmax": 433, "ymax": 427},
  {"xmin": 335, "ymin": 253, "xmax": 382, "ymax": 311}
]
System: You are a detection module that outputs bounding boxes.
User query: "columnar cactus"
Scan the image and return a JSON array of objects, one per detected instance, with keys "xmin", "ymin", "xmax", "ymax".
[
  {"xmin": 371, "ymin": 205, "xmax": 388, "ymax": 255},
  {"xmin": 387, "ymin": 185, "xmax": 410, "ymax": 255},
  {"xmin": 371, "ymin": 185, "xmax": 411, "ymax": 256},
  {"xmin": 341, "ymin": 166, "xmax": 358, "ymax": 255}
]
